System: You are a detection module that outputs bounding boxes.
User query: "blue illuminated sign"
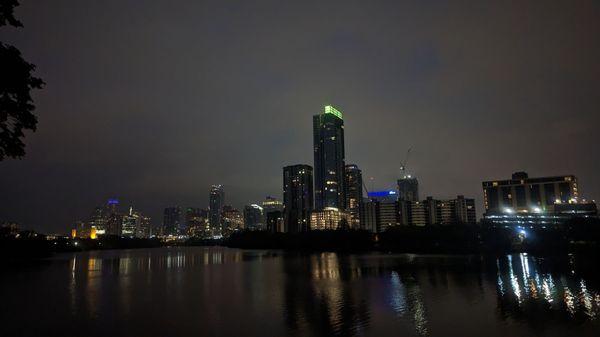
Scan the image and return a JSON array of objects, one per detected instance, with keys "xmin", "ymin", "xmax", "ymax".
[{"xmin": 368, "ymin": 190, "xmax": 397, "ymax": 198}]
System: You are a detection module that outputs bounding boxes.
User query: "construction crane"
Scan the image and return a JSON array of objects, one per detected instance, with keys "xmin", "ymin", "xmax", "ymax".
[
  {"xmin": 399, "ymin": 148, "xmax": 412, "ymax": 178},
  {"xmin": 362, "ymin": 176, "xmax": 373, "ymax": 197}
]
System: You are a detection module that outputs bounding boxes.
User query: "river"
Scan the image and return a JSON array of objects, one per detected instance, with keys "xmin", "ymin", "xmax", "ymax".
[{"xmin": 1, "ymin": 247, "xmax": 599, "ymax": 336}]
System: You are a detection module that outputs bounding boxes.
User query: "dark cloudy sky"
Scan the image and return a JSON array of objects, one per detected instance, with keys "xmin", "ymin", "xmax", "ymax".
[{"xmin": 1, "ymin": 0, "xmax": 599, "ymax": 233}]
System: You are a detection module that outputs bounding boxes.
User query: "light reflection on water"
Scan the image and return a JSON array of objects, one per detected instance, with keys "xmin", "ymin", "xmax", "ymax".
[
  {"xmin": 496, "ymin": 253, "xmax": 600, "ymax": 319},
  {"xmin": 2, "ymin": 248, "xmax": 600, "ymax": 337}
]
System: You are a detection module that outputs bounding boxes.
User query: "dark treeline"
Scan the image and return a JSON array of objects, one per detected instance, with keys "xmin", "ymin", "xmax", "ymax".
[
  {"xmin": 226, "ymin": 218, "xmax": 600, "ymax": 254},
  {"xmin": 3, "ymin": 218, "xmax": 600, "ymax": 259}
]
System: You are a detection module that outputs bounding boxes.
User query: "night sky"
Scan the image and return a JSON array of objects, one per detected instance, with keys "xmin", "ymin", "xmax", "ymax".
[{"xmin": 1, "ymin": 1, "xmax": 599, "ymax": 234}]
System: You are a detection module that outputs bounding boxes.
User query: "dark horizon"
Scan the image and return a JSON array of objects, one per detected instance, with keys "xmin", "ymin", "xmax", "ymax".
[{"xmin": 1, "ymin": 0, "xmax": 599, "ymax": 234}]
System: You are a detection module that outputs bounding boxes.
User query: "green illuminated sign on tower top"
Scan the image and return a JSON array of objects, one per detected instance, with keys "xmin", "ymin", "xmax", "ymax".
[{"xmin": 324, "ymin": 105, "xmax": 343, "ymax": 119}]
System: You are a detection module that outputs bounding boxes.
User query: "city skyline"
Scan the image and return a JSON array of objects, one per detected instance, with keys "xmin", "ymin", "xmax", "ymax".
[{"xmin": 1, "ymin": 1, "xmax": 600, "ymax": 233}]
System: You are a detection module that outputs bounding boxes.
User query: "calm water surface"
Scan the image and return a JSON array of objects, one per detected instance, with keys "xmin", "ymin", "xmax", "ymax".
[{"xmin": 2, "ymin": 247, "xmax": 600, "ymax": 337}]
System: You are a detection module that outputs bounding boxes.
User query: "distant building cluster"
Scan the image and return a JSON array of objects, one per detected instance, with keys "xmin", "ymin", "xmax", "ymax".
[{"xmin": 72, "ymin": 200, "xmax": 151, "ymax": 239}]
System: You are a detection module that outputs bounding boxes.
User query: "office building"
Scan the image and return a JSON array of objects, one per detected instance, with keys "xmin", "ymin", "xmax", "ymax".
[
  {"xmin": 283, "ymin": 164, "xmax": 313, "ymax": 233},
  {"xmin": 345, "ymin": 164, "xmax": 363, "ymax": 229},
  {"xmin": 483, "ymin": 172, "xmax": 597, "ymax": 225},
  {"xmin": 244, "ymin": 204, "xmax": 265, "ymax": 231},
  {"xmin": 313, "ymin": 105, "xmax": 346, "ymax": 210}
]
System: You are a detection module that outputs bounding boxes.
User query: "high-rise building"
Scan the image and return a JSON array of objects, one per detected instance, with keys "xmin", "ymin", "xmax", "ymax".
[
  {"xmin": 397, "ymin": 176, "xmax": 419, "ymax": 202},
  {"xmin": 313, "ymin": 105, "xmax": 346, "ymax": 210},
  {"xmin": 283, "ymin": 164, "xmax": 314, "ymax": 233},
  {"xmin": 244, "ymin": 204, "xmax": 265, "ymax": 231},
  {"xmin": 482, "ymin": 172, "xmax": 596, "ymax": 225},
  {"xmin": 162, "ymin": 206, "xmax": 182, "ymax": 236},
  {"xmin": 209, "ymin": 185, "xmax": 225, "ymax": 232},
  {"xmin": 345, "ymin": 164, "xmax": 363, "ymax": 229}
]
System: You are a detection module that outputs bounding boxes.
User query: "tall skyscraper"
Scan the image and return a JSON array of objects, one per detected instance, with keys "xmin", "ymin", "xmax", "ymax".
[
  {"xmin": 209, "ymin": 185, "xmax": 225, "ymax": 232},
  {"xmin": 397, "ymin": 175, "xmax": 419, "ymax": 202},
  {"xmin": 162, "ymin": 206, "xmax": 182, "ymax": 236},
  {"xmin": 345, "ymin": 164, "xmax": 363, "ymax": 228},
  {"xmin": 283, "ymin": 164, "xmax": 314, "ymax": 233},
  {"xmin": 313, "ymin": 105, "xmax": 346, "ymax": 210}
]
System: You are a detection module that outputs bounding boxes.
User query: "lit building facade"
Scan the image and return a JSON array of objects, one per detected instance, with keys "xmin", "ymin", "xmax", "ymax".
[
  {"xmin": 310, "ymin": 208, "xmax": 349, "ymax": 231},
  {"xmin": 482, "ymin": 172, "xmax": 597, "ymax": 225},
  {"xmin": 313, "ymin": 105, "xmax": 346, "ymax": 210},
  {"xmin": 283, "ymin": 164, "xmax": 313, "ymax": 233}
]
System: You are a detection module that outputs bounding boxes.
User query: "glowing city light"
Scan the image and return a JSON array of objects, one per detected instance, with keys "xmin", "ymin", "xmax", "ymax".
[{"xmin": 324, "ymin": 105, "xmax": 343, "ymax": 119}]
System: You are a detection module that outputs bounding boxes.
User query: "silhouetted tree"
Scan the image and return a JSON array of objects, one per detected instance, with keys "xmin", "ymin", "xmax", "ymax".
[{"xmin": 0, "ymin": 0, "xmax": 43, "ymax": 160}]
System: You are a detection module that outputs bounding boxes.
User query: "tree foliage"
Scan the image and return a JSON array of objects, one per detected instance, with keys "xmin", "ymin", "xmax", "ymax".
[{"xmin": 0, "ymin": 0, "xmax": 43, "ymax": 160}]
